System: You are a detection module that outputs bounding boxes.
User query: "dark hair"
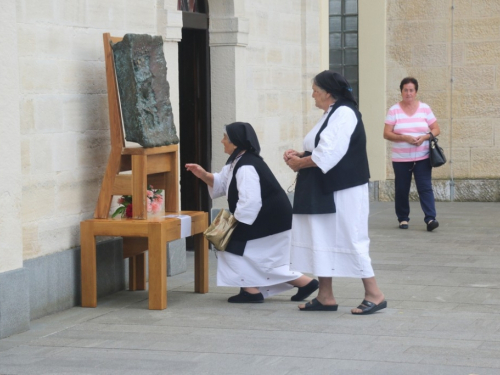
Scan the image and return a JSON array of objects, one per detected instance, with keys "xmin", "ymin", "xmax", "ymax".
[
  {"xmin": 400, "ymin": 77, "xmax": 418, "ymax": 92},
  {"xmin": 313, "ymin": 70, "xmax": 357, "ymax": 106}
]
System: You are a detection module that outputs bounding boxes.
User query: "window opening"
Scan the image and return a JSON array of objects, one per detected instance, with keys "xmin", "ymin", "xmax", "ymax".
[{"xmin": 329, "ymin": 0, "xmax": 358, "ymax": 102}]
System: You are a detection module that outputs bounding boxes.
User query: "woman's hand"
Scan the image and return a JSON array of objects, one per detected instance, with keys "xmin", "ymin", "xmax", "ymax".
[
  {"xmin": 384, "ymin": 125, "xmax": 419, "ymax": 145},
  {"xmin": 285, "ymin": 155, "xmax": 318, "ymax": 172},
  {"xmin": 185, "ymin": 163, "xmax": 214, "ymax": 187},
  {"xmin": 283, "ymin": 149, "xmax": 303, "ymax": 162},
  {"xmin": 285, "ymin": 155, "xmax": 302, "ymax": 172},
  {"xmin": 413, "ymin": 136, "xmax": 426, "ymax": 146},
  {"xmin": 185, "ymin": 163, "xmax": 206, "ymax": 178}
]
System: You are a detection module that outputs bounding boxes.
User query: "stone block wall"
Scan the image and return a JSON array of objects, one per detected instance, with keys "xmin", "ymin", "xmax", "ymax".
[
  {"xmin": 385, "ymin": 0, "xmax": 500, "ymax": 199},
  {"xmin": 16, "ymin": 0, "xmax": 158, "ymax": 261}
]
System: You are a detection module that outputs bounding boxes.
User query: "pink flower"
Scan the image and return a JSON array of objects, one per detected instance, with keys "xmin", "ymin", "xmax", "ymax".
[
  {"xmin": 153, "ymin": 194, "xmax": 163, "ymax": 203},
  {"xmin": 151, "ymin": 201, "xmax": 162, "ymax": 213},
  {"xmin": 147, "ymin": 190, "xmax": 154, "ymax": 198},
  {"xmin": 117, "ymin": 197, "xmax": 125, "ymax": 204},
  {"xmin": 147, "ymin": 201, "xmax": 152, "ymax": 212}
]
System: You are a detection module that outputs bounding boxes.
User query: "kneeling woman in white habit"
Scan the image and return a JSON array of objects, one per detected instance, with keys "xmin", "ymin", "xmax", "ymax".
[{"xmin": 186, "ymin": 122, "xmax": 318, "ymax": 303}]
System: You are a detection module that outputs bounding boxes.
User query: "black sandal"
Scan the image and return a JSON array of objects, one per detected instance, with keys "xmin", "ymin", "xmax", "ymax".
[
  {"xmin": 351, "ymin": 299, "xmax": 387, "ymax": 315},
  {"xmin": 291, "ymin": 279, "xmax": 319, "ymax": 301},
  {"xmin": 299, "ymin": 298, "xmax": 338, "ymax": 311},
  {"xmin": 399, "ymin": 221, "xmax": 408, "ymax": 229}
]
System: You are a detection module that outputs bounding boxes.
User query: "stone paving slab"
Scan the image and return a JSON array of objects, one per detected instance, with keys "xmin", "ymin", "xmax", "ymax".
[{"xmin": 0, "ymin": 202, "xmax": 499, "ymax": 375}]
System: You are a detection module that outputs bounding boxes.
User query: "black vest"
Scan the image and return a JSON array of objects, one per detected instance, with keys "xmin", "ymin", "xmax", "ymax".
[
  {"xmin": 318, "ymin": 100, "xmax": 370, "ymax": 193},
  {"xmin": 226, "ymin": 152, "xmax": 292, "ymax": 256}
]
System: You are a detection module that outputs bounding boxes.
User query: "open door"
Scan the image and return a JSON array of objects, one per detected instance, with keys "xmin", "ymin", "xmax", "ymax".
[{"xmin": 178, "ymin": 1, "xmax": 211, "ymax": 239}]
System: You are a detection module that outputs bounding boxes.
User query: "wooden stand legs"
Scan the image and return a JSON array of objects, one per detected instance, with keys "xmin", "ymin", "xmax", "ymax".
[
  {"xmin": 80, "ymin": 213, "xmax": 209, "ymax": 310},
  {"xmin": 129, "ymin": 253, "xmax": 146, "ymax": 291},
  {"xmin": 194, "ymin": 231, "xmax": 209, "ymax": 293},
  {"xmin": 148, "ymin": 223, "xmax": 167, "ymax": 310},
  {"xmin": 80, "ymin": 221, "xmax": 97, "ymax": 307}
]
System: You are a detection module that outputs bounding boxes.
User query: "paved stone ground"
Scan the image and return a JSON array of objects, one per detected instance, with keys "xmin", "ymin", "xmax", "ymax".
[{"xmin": 0, "ymin": 202, "xmax": 499, "ymax": 375}]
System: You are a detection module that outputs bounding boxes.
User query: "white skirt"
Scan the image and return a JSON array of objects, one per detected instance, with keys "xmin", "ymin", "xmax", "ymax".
[
  {"xmin": 217, "ymin": 230, "xmax": 302, "ymax": 298},
  {"xmin": 290, "ymin": 183, "xmax": 375, "ymax": 278}
]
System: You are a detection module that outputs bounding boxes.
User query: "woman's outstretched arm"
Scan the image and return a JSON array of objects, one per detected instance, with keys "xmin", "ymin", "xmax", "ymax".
[{"xmin": 185, "ymin": 163, "xmax": 214, "ymax": 187}]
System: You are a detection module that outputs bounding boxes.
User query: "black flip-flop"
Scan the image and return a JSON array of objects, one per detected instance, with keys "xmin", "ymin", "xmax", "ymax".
[
  {"xmin": 299, "ymin": 298, "xmax": 338, "ymax": 311},
  {"xmin": 291, "ymin": 279, "xmax": 319, "ymax": 301},
  {"xmin": 351, "ymin": 299, "xmax": 387, "ymax": 315}
]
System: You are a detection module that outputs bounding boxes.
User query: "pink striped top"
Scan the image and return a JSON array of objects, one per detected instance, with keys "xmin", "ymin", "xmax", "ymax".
[{"xmin": 385, "ymin": 102, "xmax": 437, "ymax": 162}]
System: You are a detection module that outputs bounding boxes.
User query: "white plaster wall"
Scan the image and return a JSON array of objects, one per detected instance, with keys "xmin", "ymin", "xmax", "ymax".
[
  {"xmin": 17, "ymin": 0, "xmax": 159, "ymax": 260},
  {"xmin": 0, "ymin": 0, "xmax": 24, "ymax": 273}
]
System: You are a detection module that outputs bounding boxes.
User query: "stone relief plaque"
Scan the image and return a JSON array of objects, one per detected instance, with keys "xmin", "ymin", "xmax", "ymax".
[{"xmin": 112, "ymin": 34, "xmax": 179, "ymax": 147}]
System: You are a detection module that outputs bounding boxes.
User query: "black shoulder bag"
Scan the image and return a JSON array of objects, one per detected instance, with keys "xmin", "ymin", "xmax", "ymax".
[{"xmin": 428, "ymin": 132, "xmax": 446, "ymax": 168}]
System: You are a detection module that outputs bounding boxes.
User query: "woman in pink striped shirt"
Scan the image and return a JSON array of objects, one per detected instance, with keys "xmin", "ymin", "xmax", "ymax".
[{"xmin": 384, "ymin": 77, "xmax": 441, "ymax": 232}]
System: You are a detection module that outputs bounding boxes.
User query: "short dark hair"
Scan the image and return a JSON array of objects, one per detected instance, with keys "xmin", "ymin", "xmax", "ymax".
[{"xmin": 400, "ymin": 77, "xmax": 418, "ymax": 92}]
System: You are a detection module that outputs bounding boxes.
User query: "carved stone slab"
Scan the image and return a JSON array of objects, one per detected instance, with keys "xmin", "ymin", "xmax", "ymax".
[{"xmin": 112, "ymin": 34, "xmax": 179, "ymax": 147}]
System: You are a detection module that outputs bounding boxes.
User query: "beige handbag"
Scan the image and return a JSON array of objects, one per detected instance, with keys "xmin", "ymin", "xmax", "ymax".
[{"xmin": 203, "ymin": 209, "xmax": 238, "ymax": 251}]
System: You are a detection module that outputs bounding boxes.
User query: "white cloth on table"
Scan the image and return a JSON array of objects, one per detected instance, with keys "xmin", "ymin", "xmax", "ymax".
[
  {"xmin": 209, "ymin": 158, "xmax": 301, "ymax": 297},
  {"xmin": 290, "ymin": 106, "xmax": 375, "ymax": 278},
  {"xmin": 163, "ymin": 214, "xmax": 191, "ymax": 238}
]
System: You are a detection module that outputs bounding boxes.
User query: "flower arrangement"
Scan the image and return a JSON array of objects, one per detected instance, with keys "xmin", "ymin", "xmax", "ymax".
[{"xmin": 112, "ymin": 185, "xmax": 164, "ymax": 218}]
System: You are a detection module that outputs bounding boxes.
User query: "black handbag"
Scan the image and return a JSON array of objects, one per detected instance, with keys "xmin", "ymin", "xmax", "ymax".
[{"xmin": 428, "ymin": 132, "xmax": 446, "ymax": 168}]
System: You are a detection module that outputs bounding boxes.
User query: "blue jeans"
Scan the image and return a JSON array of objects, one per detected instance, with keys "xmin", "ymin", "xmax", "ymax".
[{"xmin": 392, "ymin": 158, "xmax": 437, "ymax": 224}]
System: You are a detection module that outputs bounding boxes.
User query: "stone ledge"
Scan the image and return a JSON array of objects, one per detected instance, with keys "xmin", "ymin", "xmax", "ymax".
[
  {"xmin": 376, "ymin": 179, "xmax": 500, "ymax": 202},
  {"xmin": 0, "ymin": 268, "xmax": 29, "ymax": 339}
]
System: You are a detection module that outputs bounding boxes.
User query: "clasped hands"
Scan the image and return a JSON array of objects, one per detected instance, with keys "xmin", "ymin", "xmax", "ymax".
[
  {"xmin": 404, "ymin": 135, "xmax": 428, "ymax": 147},
  {"xmin": 283, "ymin": 149, "xmax": 304, "ymax": 172}
]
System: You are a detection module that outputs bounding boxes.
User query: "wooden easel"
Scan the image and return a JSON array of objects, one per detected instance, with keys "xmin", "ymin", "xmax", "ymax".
[{"xmin": 79, "ymin": 33, "xmax": 208, "ymax": 310}]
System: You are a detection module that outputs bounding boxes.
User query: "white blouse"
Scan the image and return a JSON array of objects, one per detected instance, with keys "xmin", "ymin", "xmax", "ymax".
[
  {"xmin": 307, "ymin": 105, "xmax": 358, "ymax": 174},
  {"xmin": 208, "ymin": 158, "xmax": 262, "ymax": 226}
]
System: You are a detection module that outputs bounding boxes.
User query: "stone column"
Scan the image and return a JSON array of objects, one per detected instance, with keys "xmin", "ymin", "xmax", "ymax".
[
  {"xmin": 359, "ymin": 0, "xmax": 387, "ymax": 182},
  {"xmin": 0, "ymin": 0, "xmax": 30, "ymax": 338},
  {"xmin": 208, "ymin": 1, "xmax": 249, "ymax": 181},
  {"xmin": 157, "ymin": 1, "xmax": 187, "ymax": 275}
]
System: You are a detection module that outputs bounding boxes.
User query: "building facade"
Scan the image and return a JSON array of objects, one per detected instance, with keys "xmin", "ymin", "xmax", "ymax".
[{"xmin": 1, "ymin": 0, "xmax": 499, "ymax": 338}]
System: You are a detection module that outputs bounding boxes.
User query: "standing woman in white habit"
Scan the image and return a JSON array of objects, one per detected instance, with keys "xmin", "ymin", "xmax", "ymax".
[
  {"xmin": 186, "ymin": 122, "xmax": 318, "ymax": 303},
  {"xmin": 284, "ymin": 71, "xmax": 386, "ymax": 314}
]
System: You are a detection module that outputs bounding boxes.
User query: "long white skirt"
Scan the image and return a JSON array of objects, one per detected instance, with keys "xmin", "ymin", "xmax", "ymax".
[
  {"xmin": 290, "ymin": 183, "xmax": 375, "ymax": 278},
  {"xmin": 217, "ymin": 230, "xmax": 302, "ymax": 298}
]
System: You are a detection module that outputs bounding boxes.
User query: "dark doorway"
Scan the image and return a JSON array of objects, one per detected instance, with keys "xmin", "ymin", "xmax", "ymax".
[{"xmin": 178, "ymin": 8, "xmax": 211, "ymax": 219}]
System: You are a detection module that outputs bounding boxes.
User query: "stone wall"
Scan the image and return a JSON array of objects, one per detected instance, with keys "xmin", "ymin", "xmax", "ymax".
[
  {"xmin": 0, "ymin": 0, "xmax": 23, "ymax": 273},
  {"xmin": 17, "ymin": 0, "xmax": 158, "ymax": 261},
  {"xmin": 385, "ymin": 0, "xmax": 500, "ymax": 200}
]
